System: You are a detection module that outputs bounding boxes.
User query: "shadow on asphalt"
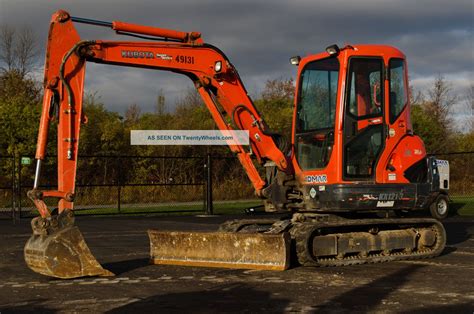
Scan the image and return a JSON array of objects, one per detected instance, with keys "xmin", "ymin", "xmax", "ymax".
[
  {"xmin": 441, "ymin": 246, "xmax": 457, "ymax": 255},
  {"xmin": 102, "ymin": 258, "xmax": 150, "ymax": 276},
  {"xmin": 314, "ymin": 265, "xmax": 423, "ymax": 312},
  {"xmin": 450, "ymin": 202, "xmax": 467, "ymax": 216},
  {"xmin": 106, "ymin": 283, "xmax": 291, "ymax": 313},
  {"xmin": 444, "ymin": 219, "xmax": 472, "ymax": 246},
  {"xmin": 0, "ymin": 299, "xmax": 56, "ymax": 313}
]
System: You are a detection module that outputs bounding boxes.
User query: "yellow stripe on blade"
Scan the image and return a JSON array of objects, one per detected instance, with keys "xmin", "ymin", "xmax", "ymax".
[{"xmin": 148, "ymin": 230, "xmax": 290, "ymax": 271}]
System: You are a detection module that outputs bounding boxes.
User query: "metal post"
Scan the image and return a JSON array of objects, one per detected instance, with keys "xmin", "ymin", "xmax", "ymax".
[
  {"xmin": 11, "ymin": 155, "xmax": 15, "ymax": 223},
  {"xmin": 18, "ymin": 156, "xmax": 22, "ymax": 220},
  {"xmin": 117, "ymin": 185, "xmax": 121, "ymax": 213},
  {"xmin": 202, "ymin": 156, "xmax": 207, "ymax": 212},
  {"xmin": 206, "ymin": 153, "xmax": 213, "ymax": 215},
  {"xmin": 117, "ymin": 157, "xmax": 121, "ymax": 213}
]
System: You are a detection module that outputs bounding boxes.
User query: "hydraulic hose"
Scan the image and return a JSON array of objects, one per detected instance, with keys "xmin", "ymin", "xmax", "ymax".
[{"xmin": 58, "ymin": 40, "xmax": 95, "ymax": 160}]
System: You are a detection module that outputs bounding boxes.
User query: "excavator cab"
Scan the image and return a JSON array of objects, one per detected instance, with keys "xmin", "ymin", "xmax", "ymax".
[
  {"xmin": 24, "ymin": 11, "xmax": 446, "ymax": 279},
  {"xmin": 291, "ymin": 45, "xmax": 443, "ymax": 214}
]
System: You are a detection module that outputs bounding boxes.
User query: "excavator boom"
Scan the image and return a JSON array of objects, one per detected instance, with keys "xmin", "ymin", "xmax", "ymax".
[{"xmin": 25, "ymin": 10, "xmax": 291, "ymax": 278}]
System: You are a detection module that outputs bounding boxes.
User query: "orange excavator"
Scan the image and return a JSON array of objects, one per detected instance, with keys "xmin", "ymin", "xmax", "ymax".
[{"xmin": 25, "ymin": 10, "xmax": 447, "ymax": 278}]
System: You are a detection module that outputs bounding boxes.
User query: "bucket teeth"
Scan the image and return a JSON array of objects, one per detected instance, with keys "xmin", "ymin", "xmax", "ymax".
[
  {"xmin": 148, "ymin": 230, "xmax": 291, "ymax": 271},
  {"xmin": 24, "ymin": 211, "xmax": 113, "ymax": 279}
]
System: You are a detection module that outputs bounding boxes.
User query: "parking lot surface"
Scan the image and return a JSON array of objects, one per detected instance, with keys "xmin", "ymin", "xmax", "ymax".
[{"xmin": 0, "ymin": 214, "xmax": 473, "ymax": 313}]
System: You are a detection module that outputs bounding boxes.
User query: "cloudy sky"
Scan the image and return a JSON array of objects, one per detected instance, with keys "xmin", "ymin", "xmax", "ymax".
[{"xmin": 1, "ymin": 0, "xmax": 472, "ymax": 123}]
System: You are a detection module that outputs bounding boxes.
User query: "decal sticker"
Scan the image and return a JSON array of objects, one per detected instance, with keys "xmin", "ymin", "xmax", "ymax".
[
  {"xmin": 121, "ymin": 50, "xmax": 154, "ymax": 59},
  {"xmin": 120, "ymin": 51, "xmax": 172, "ymax": 60},
  {"xmin": 414, "ymin": 149, "xmax": 422, "ymax": 155},
  {"xmin": 388, "ymin": 173, "xmax": 397, "ymax": 181},
  {"xmin": 318, "ymin": 185, "xmax": 326, "ymax": 192},
  {"xmin": 389, "ymin": 128, "xmax": 396, "ymax": 137},
  {"xmin": 156, "ymin": 53, "xmax": 172, "ymax": 60},
  {"xmin": 309, "ymin": 187, "xmax": 317, "ymax": 198},
  {"xmin": 377, "ymin": 201, "xmax": 394, "ymax": 207},
  {"xmin": 175, "ymin": 55, "xmax": 195, "ymax": 64},
  {"xmin": 378, "ymin": 192, "xmax": 403, "ymax": 201},
  {"xmin": 305, "ymin": 175, "xmax": 328, "ymax": 183},
  {"xmin": 436, "ymin": 159, "xmax": 449, "ymax": 166},
  {"xmin": 362, "ymin": 194, "xmax": 378, "ymax": 200}
]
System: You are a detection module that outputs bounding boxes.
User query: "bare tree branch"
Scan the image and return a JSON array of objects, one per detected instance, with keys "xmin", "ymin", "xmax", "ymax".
[
  {"xmin": 0, "ymin": 25, "xmax": 38, "ymax": 76},
  {"xmin": 465, "ymin": 83, "xmax": 474, "ymax": 132},
  {"xmin": 14, "ymin": 26, "xmax": 38, "ymax": 76},
  {"xmin": 0, "ymin": 25, "xmax": 15, "ymax": 72},
  {"xmin": 424, "ymin": 74, "xmax": 457, "ymax": 132}
]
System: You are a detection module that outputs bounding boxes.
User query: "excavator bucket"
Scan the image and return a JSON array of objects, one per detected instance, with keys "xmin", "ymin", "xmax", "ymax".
[
  {"xmin": 24, "ymin": 210, "xmax": 113, "ymax": 279},
  {"xmin": 148, "ymin": 230, "xmax": 291, "ymax": 271}
]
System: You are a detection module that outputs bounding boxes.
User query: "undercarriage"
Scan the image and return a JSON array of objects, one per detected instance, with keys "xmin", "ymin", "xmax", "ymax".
[{"xmin": 219, "ymin": 213, "xmax": 446, "ymax": 267}]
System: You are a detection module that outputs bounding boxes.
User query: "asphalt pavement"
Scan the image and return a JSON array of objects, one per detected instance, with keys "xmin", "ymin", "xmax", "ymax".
[{"xmin": 0, "ymin": 214, "xmax": 473, "ymax": 313}]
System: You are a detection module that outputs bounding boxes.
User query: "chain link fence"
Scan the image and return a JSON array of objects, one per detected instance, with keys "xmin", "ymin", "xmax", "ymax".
[
  {"xmin": 1, "ymin": 152, "xmax": 472, "ymax": 219},
  {"xmin": 17, "ymin": 155, "xmax": 209, "ymax": 217},
  {"xmin": 0, "ymin": 156, "xmax": 15, "ymax": 220}
]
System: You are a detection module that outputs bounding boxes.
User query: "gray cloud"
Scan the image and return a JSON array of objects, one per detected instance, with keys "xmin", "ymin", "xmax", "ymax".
[{"xmin": 1, "ymin": 0, "xmax": 472, "ymax": 119}]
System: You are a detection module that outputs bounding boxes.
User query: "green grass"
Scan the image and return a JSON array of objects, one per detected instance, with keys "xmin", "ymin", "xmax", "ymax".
[
  {"xmin": 451, "ymin": 196, "xmax": 474, "ymax": 216},
  {"xmin": 72, "ymin": 200, "xmax": 262, "ymax": 216},
  {"xmin": 21, "ymin": 197, "xmax": 474, "ymax": 218}
]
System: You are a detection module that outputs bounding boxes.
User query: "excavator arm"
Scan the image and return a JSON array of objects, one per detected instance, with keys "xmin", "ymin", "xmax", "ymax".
[
  {"xmin": 24, "ymin": 10, "xmax": 292, "ymax": 278},
  {"xmin": 31, "ymin": 10, "xmax": 289, "ymax": 217}
]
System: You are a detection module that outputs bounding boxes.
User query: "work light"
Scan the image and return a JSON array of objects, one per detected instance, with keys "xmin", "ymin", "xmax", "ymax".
[{"xmin": 289, "ymin": 56, "xmax": 301, "ymax": 66}]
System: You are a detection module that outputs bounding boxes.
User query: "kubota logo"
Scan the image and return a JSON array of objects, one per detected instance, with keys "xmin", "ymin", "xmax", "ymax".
[{"xmin": 121, "ymin": 50, "xmax": 154, "ymax": 59}]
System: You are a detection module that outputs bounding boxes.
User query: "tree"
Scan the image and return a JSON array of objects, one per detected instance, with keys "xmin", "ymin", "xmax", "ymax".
[
  {"xmin": 0, "ymin": 70, "xmax": 41, "ymax": 156},
  {"xmin": 261, "ymin": 78, "xmax": 295, "ymax": 102},
  {"xmin": 425, "ymin": 74, "xmax": 456, "ymax": 132},
  {"xmin": 0, "ymin": 25, "xmax": 38, "ymax": 77},
  {"xmin": 0, "ymin": 26, "xmax": 14, "ymax": 73},
  {"xmin": 255, "ymin": 78, "xmax": 294, "ymax": 139},
  {"xmin": 124, "ymin": 103, "xmax": 141, "ymax": 126},
  {"xmin": 463, "ymin": 84, "xmax": 474, "ymax": 132},
  {"xmin": 411, "ymin": 105, "xmax": 445, "ymax": 154},
  {"xmin": 155, "ymin": 89, "xmax": 166, "ymax": 115},
  {"xmin": 0, "ymin": 25, "xmax": 41, "ymax": 156},
  {"xmin": 411, "ymin": 75, "xmax": 457, "ymax": 154},
  {"xmin": 79, "ymin": 92, "xmax": 126, "ymax": 156}
]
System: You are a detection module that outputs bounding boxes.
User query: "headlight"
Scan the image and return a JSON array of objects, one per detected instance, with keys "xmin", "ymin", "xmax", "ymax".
[{"xmin": 214, "ymin": 61, "xmax": 222, "ymax": 72}]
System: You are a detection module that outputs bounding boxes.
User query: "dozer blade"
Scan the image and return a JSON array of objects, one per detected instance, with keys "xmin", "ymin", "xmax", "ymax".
[
  {"xmin": 24, "ymin": 210, "xmax": 113, "ymax": 279},
  {"xmin": 148, "ymin": 230, "xmax": 290, "ymax": 271}
]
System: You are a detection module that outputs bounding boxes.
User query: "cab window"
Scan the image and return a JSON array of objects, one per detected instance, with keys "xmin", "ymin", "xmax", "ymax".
[
  {"xmin": 347, "ymin": 58, "xmax": 383, "ymax": 119},
  {"xmin": 295, "ymin": 58, "xmax": 339, "ymax": 170},
  {"xmin": 389, "ymin": 59, "xmax": 407, "ymax": 123}
]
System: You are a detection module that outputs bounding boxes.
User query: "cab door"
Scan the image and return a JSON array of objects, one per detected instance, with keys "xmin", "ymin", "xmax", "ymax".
[
  {"xmin": 343, "ymin": 58, "xmax": 385, "ymax": 181},
  {"xmin": 373, "ymin": 58, "xmax": 411, "ymax": 183}
]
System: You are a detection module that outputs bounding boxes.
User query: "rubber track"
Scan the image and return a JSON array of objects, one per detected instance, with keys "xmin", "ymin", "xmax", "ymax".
[{"xmin": 289, "ymin": 218, "xmax": 447, "ymax": 267}]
